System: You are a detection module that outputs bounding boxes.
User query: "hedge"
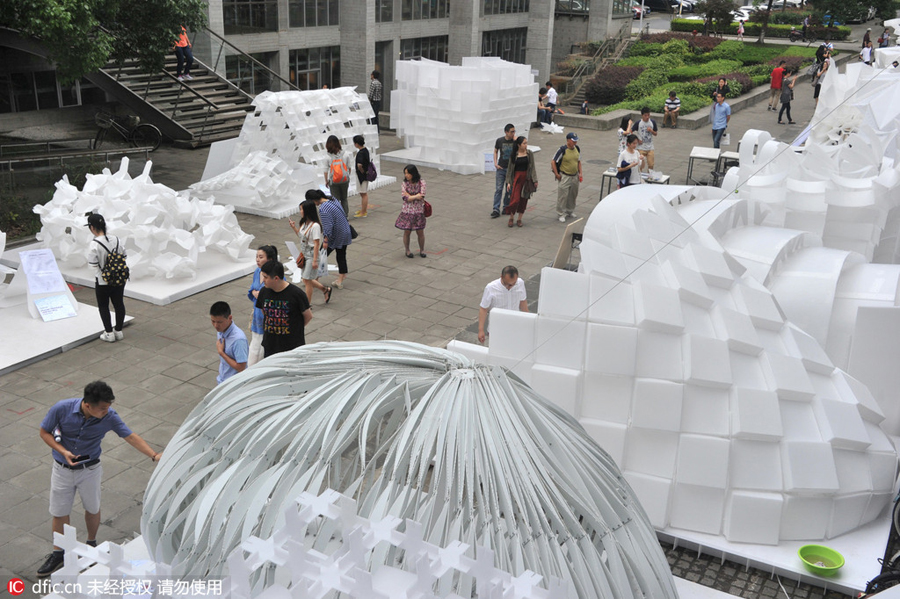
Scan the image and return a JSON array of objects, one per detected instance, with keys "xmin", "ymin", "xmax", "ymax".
[
  {"xmin": 584, "ymin": 65, "xmax": 645, "ymax": 105},
  {"xmin": 617, "ymin": 53, "xmax": 686, "ymax": 70},
  {"xmin": 667, "ymin": 59, "xmax": 744, "ymax": 82},
  {"xmin": 593, "ymin": 92, "xmax": 709, "ymax": 115},
  {"xmin": 670, "ymin": 18, "xmax": 850, "ymax": 40},
  {"xmin": 624, "ymin": 69, "xmax": 671, "ymax": 100}
]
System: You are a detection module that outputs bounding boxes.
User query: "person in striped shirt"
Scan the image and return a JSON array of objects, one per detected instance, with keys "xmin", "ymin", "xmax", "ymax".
[
  {"xmin": 478, "ymin": 265, "xmax": 529, "ymax": 344},
  {"xmin": 663, "ymin": 91, "xmax": 681, "ymax": 129}
]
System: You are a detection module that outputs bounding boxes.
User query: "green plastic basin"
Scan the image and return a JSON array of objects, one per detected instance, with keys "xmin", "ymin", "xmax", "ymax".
[{"xmin": 798, "ymin": 544, "xmax": 845, "ymax": 576}]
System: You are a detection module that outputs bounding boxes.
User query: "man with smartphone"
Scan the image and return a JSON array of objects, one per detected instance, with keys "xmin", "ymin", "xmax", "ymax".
[{"xmin": 36, "ymin": 381, "xmax": 162, "ymax": 577}]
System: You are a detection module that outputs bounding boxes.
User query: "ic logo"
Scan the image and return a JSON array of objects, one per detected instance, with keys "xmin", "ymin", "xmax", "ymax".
[{"xmin": 7, "ymin": 578, "xmax": 25, "ymax": 595}]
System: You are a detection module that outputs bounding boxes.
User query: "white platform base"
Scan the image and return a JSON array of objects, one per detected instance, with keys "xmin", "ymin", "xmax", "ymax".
[
  {"xmin": 1, "ymin": 243, "xmax": 255, "ymax": 306},
  {"xmin": 661, "ymin": 509, "xmax": 891, "ymax": 596},
  {"xmin": 0, "ymin": 300, "xmax": 134, "ymax": 376},
  {"xmin": 382, "ymin": 147, "xmax": 485, "ymax": 175}
]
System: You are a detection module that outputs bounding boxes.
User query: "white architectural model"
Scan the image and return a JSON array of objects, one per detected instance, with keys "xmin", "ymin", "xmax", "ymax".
[
  {"xmin": 141, "ymin": 341, "xmax": 677, "ymax": 599},
  {"xmin": 389, "ymin": 58, "xmax": 538, "ymax": 175},
  {"xmin": 33, "ymin": 159, "xmax": 254, "ymax": 280},
  {"xmin": 194, "ymin": 88, "xmax": 395, "ymax": 216}
]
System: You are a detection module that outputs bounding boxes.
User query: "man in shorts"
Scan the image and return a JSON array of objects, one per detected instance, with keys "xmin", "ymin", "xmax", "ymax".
[{"xmin": 37, "ymin": 381, "xmax": 161, "ymax": 577}]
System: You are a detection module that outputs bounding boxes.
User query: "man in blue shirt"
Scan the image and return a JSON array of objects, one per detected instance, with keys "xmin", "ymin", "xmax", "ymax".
[
  {"xmin": 307, "ymin": 189, "xmax": 352, "ymax": 289},
  {"xmin": 37, "ymin": 381, "xmax": 161, "ymax": 577},
  {"xmin": 711, "ymin": 92, "xmax": 731, "ymax": 149},
  {"xmin": 210, "ymin": 301, "xmax": 249, "ymax": 383}
]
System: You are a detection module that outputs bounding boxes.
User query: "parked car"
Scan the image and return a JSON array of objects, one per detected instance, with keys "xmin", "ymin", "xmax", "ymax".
[
  {"xmin": 632, "ymin": 1, "xmax": 651, "ymax": 18},
  {"xmin": 822, "ymin": 13, "xmax": 843, "ymax": 26},
  {"xmin": 731, "ymin": 9, "xmax": 752, "ymax": 21},
  {"xmin": 673, "ymin": 0, "xmax": 695, "ymax": 13}
]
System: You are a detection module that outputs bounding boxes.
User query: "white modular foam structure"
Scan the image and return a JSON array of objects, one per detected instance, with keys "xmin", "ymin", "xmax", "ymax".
[
  {"xmin": 199, "ymin": 88, "xmax": 395, "ymax": 217},
  {"xmin": 140, "ymin": 341, "xmax": 677, "ymax": 599},
  {"xmin": 29, "ymin": 158, "xmax": 254, "ymax": 280},
  {"xmin": 454, "ymin": 185, "xmax": 898, "ymax": 545},
  {"xmin": 388, "ymin": 57, "xmax": 538, "ymax": 175}
]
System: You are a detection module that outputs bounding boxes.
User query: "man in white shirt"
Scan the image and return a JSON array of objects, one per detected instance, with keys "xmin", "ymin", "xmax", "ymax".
[
  {"xmin": 478, "ymin": 266, "xmax": 529, "ymax": 343},
  {"xmin": 545, "ymin": 81, "xmax": 558, "ymax": 114}
]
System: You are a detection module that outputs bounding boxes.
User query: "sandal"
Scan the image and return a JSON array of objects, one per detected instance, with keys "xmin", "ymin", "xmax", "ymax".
[
  {"xmin": 508, "ymin": 220, "xmax": 514, "ymax": 227},
  {"xmin": 517, "ymin": 221, "xmax": 524, "ymax": 227},
  {"xmin": 419, "ymin": 252, "xmax": 427, "ymax": 258},
  {"xmin": 406, "ymin": 252, "xmax": 414, "ymax": 258},
  {"xmin": 324, "ymin": 287, "xmax": 332, "ymax": 303}
]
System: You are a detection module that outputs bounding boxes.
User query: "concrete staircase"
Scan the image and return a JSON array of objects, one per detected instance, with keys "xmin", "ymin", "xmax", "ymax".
[{"xmin": 99, "ymin": 57, "xmax": 254, "ymax": 147}]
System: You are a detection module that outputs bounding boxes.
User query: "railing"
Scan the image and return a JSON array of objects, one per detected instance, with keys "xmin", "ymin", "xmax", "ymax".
[
  {"xmin": 558, "ymin": 24, "xmax": 632, "ymax": 100},
  {"xmin": 203, "ymin": 27, "xmax": 299, "ymax": 94}
]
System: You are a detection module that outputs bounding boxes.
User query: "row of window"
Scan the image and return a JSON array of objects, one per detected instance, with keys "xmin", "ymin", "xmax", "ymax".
[
  {"xmin": 0, "ymin": 72, "xmax": 105, "ymax": 113},
  {"xmin": 224, "ymin": 0, "xmax": 529, "ymax": 32}
]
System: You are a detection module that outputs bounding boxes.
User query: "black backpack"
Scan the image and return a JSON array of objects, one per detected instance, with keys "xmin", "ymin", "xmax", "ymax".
[{"xmin": 95, "ymin": 238, "xmax": 130, "ymax": 286}]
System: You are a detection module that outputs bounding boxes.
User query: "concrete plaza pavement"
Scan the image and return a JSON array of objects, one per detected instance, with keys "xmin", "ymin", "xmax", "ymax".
[{"xmin": 0, "ymin": 79, "xmax": 852, "ymax": 599}]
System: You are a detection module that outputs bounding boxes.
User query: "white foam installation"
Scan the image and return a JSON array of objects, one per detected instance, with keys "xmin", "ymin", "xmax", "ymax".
[
  {"xmin": 389, "ymin": 57, "xmax": 538, "ymax": 175},
  {"xmin": 33, "ymin": 159, "xmax": 254, "ymax": 280},
  {"xmin": 202, "ymin": 88, "xmax": 395, "ymax": 217},
  {"xmin": 454, "ymin": 185, "xmax": 898, "ymax": 545},
  {"xmin": 45, "ymin": 491, "xmax": 582, "ymax": 599},
  {"xmin": 140, "ymin": 341, "xmax": 677, "ymax": 598}
]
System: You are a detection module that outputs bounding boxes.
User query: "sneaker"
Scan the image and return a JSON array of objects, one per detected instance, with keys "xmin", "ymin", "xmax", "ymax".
[
  {"xmin": 176, "ymin": 75, "xmax": 185, "ymax": 81},
  {"xmin": 114, "ymin": 330, "xmax": 124, "ymax": 341},
  {"xmin": 490, "ymin": 211, "xmax": 500, "ymax": 219},
  {"xmin": 184, "ymin": 74, "xmax": 193, "ymax": 80},
  {"xmin": 37, "ymin": 551, "xmax": 64, "ymax": 578},
  {"xmin": 100, "ymin": 331, "xmax": 116, "ymax": 343},
  {"xmin": 568, "ymin": 213, "xmax": 578, "ymax": 219},
  {"xmin": 558, "ymin": 215, "xmax": 566, "ymax": 222},
  {"xmin": 86, "ymin": 540, "xmax": 97, "ymax": 547},
  {"xmin": 353, "ymin": 211, "xmax": 367, "ymax": 218}
]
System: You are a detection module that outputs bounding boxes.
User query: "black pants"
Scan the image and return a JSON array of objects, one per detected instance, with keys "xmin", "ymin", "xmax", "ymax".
[
  {"xmin": 175, "ymin": 46, "xmax": 193, "ymax": 76},
  {"xmin": 371, "ymin": 100, "xmax": 381, "ymax": 129},
  {"xmin": 327, "ymin": 246, "xmax": 348, "ymax": 274},
  {"xmin": 778, "ymin": 102, "xmax": 792, "ymax": 122},
  {"xmin": 95, "ymin": 283, "xmax": 126, "ymax": 332}
]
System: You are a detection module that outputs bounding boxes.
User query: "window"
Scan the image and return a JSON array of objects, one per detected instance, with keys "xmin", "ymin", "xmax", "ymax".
[
  {"xmin": 612, "ymin": 0, "xmax": 630, "ymax": 15},
  {"xmin": 482, "ymin": 29, "xmax": 527, "ymax": 64},
  {"xmin": 223, "ymin": 0, "xmax": 278, "ymax": 34},
  {"xmin": 289, "ymin": 47, "xmax": 341, "ymax": 90},
  {"xmin": 483, "ymin": 0, "xmax": 529, "ymax": 16},
  {"xmin": 376, "ymin": 0, "xmax": 393, "ymax": 22},
  {"xmin": 555, "ymin": 0, "xmax": 589, "ymax": 13},
  {"xmin": 0, "ymin": 72, "xmax": 103, "ymax": 113},
  {"xmin": 399, "ymin": 36, "xmax": 449, "ymax": 62},
  {"xmin": 401, "ymin": 0, "xmax": 448, "ymax": 20},
  {"xmin": 226, "ymin": 53, "xmax": 276, "ymax": 96},
  {"xmin": 289, "ymin": 0, "xmax": 339, "ymax": 26}
]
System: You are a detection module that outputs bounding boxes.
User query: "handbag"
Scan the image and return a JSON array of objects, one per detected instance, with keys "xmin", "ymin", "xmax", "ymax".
[
  {"xmin": 350, "ymin": 224, "xmax": 359, "ymax": 239},
  {"xmin": 522, "ymin": 178, "xmax": 536, "ymax": 200},
  {"xmin": 296, "ymin": 253, "xmax": 306, "ymax": 269},
  {"xmin": 366, "ymin": 162, "xmax": 377, "ymax": 182},
  {"xmin": 423, "ymin": 200, "xmax": 433, "ymax": 218},
  {"xmin": 316, "ymin": 247, "xmax": 328, "ymax": 278}
]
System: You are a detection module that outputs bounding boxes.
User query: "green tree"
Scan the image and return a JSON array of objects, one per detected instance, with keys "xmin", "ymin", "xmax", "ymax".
[
  {"xmin": 695, "ymin": 0, "xmax": 736, "ymax": 35},
  {"xmin": 2, "ymin": 0, "xmax": 207, "ymax": 84}
]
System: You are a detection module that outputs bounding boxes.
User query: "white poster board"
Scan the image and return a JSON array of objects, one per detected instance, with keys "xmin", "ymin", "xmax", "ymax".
[{"xmin": 18, "ymin": 248, "xmax": 78, "ymax": 320}]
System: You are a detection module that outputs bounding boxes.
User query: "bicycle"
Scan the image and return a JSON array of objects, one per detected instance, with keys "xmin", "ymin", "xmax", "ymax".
[
  {"xmin": 788, "ymin": 28, "xmax": 818, "ymax": 44},
  {"xmin": 94, "ymin": 111, "xmax": 162, "ymax": 152},
  {"xmin": 857, "ymin": 492, "xmax": 900, "ymax": 596}
]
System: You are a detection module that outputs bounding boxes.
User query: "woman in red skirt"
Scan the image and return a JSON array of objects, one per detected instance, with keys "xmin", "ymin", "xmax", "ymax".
[{"xmin": 503, "ymin": 136, "xmax": 538, "ymax": 228}]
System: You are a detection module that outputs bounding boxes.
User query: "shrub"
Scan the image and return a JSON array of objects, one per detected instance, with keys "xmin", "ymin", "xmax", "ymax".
[
  {"xmin": 662, "ymin": 38, "xmax": 692, "ymax": 55},
  {"xmin": 628, "ymin": 42, "xmax": 664, "ymax": 57},
  {"xmin": 707, "ymin": 40, "xmax": 743, "ymax": 61},
  {"xmin": 733, "ymin": 45, "xmax": 783, "ymax": 66},
  {"xmin": 584, "ymin": 65, "xmax": 644, "ymax": 105},
  {"xmin": 671, "ymin": 19, "xmax": 850, "ymax": 40},
  {"xmin": 624, "ymin": 68, "xmax": 670, "ymax": 100},
  {"xmin": 667, "ymin": 59, "xmax": 743, "ymax": 81},
  {"xmin": 769, "ymin": 55, "xmax": 808, "ymax": 72},
  {"xmin": 594, "ymin": 92, "xmax": 709, "ymax": 115},
  {"xmin": 617, "ymin": 53, "xmax": 685, "ymax": 69},
  {"xmin": 697, "ymin": 71, "xmax": 754, "ymax": 94}
]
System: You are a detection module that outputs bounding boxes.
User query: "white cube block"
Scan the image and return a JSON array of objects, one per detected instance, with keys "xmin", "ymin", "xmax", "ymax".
[
  {"xmin": 730, "ymin": 439, "xmax": 783, "ymax": 491},
  {"xmin": 781, "ymin": 441, "xmax": 840, "ymax": 492},
  {"xmin": 487, "ymin": 309, "xmax": 537, "ymax": 362},
  {"xmin": 624, "ymin": 428, "xmax": 679, "ymax": 479},
  {"xmin": 534, "ymin": 316, "xmax": 586, "ymax": 368},
  {"xmin": 623, "ymin": 472, "xmax": 672, "ymax": 529},
  {"xmin": 683, "ymin": 335, "xmax": 732, "ymax": 388},
  {"xmin": 724, "ymin": 491, "xmax": 783, "ymax": 545},
  {"xmin": 588, "ymin": 274, "xmax": 635, "ymax": 326},
  {"xmin": 675, "ymin": 434, "xmax": 730, "ymax": 488},
  {"xmin": 631, "ymin": 379, "xmax": 683, "ymax": 432},
  {"xmin": 635, "ymin": 330, "xmax": 684, "ymax": 381},
  {"xmin": 538, "ymin": 267, "xmax": 590, "ymax": 320},
  {"xmin": 864, "ymin": 422, "xmax": 896, "ymax": 453},
  {"xmin": 832, "ymin": 448, "xmax": 873, "ymax": 493},
  {"xmin": 711, "ymin": 305, "xmax": 762, "ymax": 356},
  {"xmin": 729, "ymin": 352, "xmax": 768, "ymax": 389},
  {"xmin": 669, "ymin": 483, "xmax": 725, "ymax": 535},
  {"xmin": 779, "ymin": 401, "xmax": 822, "ymax": 442},
  {"xmin": 580, "ymin": 419, "xmax": 627, "ymax": 466},
  {"xmin": 732, "ymin": 283, "xmax": 785, "ymax": 330},
  {"xmin": 687, "ymin": 243, "xmax": 735, "ymax": 289},
  {"xmin": 530, "ymin": 364, "xmax": 582, "ymax": 416},
  {"xmin": 785, "ymin": 326, "xmax": 834, "ymax": 374},
  {"xmin": 862, "ymin": 492, "xmax": 892, "ymax": 523},
  {"xmin": 584, "ymin": 323, "xmax": 637, "ymax": 376},
  {"xmin": 761, "ymin": 352, "xmax": 816, "ymax": 401},
  {"xmin": 681, "ymin": 303, "xmax": 716, "ymax": 337},
  {"xmin": 681, "ymin": 385, "xmax": 730, "ymax": 436},
  {"xmin": 833, "ymin": 371, "xmax": 884, "ymax": 423},
  {"xmin": 581, "ymin": 373, "xmax": 634, "ymax": 424},
  {"xmin": 614, "ymin": 222, "xmax": 655, "ymax": 260},
  {"xmin": 662, "ymin": 259, "xmax": 714, "ymax": 309},
  {"xmin": 826, "ymin": 493, "xmax": 870, "ymax": 538},
  {"xmin": 781, "ymin": 495, "xmax": 832, "ymax": 540},
  {"xmin": 731, "ymin": 388, "xmax": 783, "ymax": 441},
  {"xmin": 812, "ymin": 397, "xmax": 871, "ymax": 450},
  {"xmin": 634, "ymin": 280, "xmax": 685, "ymax": 333},
  {"xmin": 869, "ymin": 452, "xmax": 898, "ymax": 493}
]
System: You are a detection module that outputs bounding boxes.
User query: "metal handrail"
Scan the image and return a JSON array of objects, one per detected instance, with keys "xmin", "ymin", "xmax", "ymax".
[
  {"xmin": 202, "ymin": 26, "xmax": 300, "ymax": 92},
  {"xmin": 560, "ymin": 25, "xmax": 632, "ymax": 102}
]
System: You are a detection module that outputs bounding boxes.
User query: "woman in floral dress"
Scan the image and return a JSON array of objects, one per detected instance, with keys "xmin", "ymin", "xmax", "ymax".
[{"xmin": 394, "ymin": 165, "xmax": 427, "ymax": 258}]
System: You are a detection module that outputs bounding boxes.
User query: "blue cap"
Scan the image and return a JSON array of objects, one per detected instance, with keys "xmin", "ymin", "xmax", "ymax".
[{"xmin": 566, "ymin": 132, "xmax": 578, "ymax": 141}]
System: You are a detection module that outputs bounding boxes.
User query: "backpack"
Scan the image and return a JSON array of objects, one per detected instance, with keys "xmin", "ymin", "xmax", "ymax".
[
  {"xmin": 329, "ymin": 155, "xmax": 349, "ymax": 184},
  {"xmin": 95, "ymin": 238, "xmax": 129, "ymax": 286},
  {"xmin": 552, "ymin": 144, "xmax": 580, "ymax": 175},
  {"xmin": 366, "ymin": 161, "xmax": 377, "ymax": 182}
]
